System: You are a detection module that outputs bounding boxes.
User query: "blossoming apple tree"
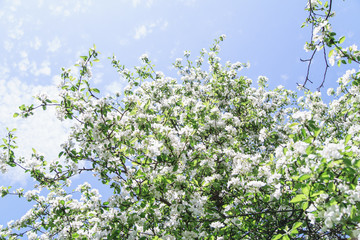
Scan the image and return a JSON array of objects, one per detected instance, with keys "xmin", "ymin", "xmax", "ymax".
[{"xmin": 1, "ymin": 0, "xmax": 360, "ymax": 239}]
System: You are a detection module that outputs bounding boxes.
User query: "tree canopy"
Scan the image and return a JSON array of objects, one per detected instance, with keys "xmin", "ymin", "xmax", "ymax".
[{"xmin": 1, "ymin": 0, "xmax": 360, "ymax": 239}]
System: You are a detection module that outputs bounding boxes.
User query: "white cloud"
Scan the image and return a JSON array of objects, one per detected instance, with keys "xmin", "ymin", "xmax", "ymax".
[
  {"xmin": 105, "ymin": 80, "xmax": 126, "ymax": 95},
  {"xmin": 169, "ymin": 47, "xmax": 178, "ymax": 59},
  {"xmin": 118, "ymin": 38, "xmax": 130, "ymax": 46},
  {"xmin": 347, "ymin": 31, "xmax": 354, "ymax": 38},
  {"xmin": 3, "ymin": 40, "xmax": 14, "ymax": 52},
  {"xmin": 0, "ymin": 65, "xmax": 10, "ymax": 80},
  {"xmin": 50, "ymin": 5, "xmax": 71, "ymax": 17},
  {"xmin": 177, "ymin": 0, "xmax": 197, "ymax": 6},
  {"xmin": 132, "ymin": 0, "xmax": 141, "ymax": 7},
  {"xmin": 132, "ymin": 0, "xmax": 154, "ymax": 8},
  {"xmin": 18, "ymin": 51, "xmax": 31, "ymax": 72},
  {"xmin": 37, "ymin": 0, "xmax": 44, "ymax": 7},
  {"xmin": 47, "ymin": 37, "xmax": 62, "ymax": 52},
  {"xmin": 31, "ymin": 61, "xmax": 51, "ymax": 76},
  {"xmin": 52, "ymin": 75, "xmax": 62, "ymax": 85},
  {"xmin": 9, "ymin": 0, "xmax": 22, "ymax": 11},
  {"xmin": 134, "ymin": 25, "xmax": 148, "ymax": 40},
  {"xmin": 4, "ymin": 11, "xmax": 24, "ymax": 40},
  {"xmin": 161, "ymin": 21, "xmax": 168, "ymax": 30},
  {"xmin": 0, "ymin": 79, "xmax": 71, "ymax": 186},
  {"xmin": 93, "ymin": 72, "xmax": 103, "ymax": 85},
  {"xmin": 1, "ymin": 168, "xmax": 29, "ymax": 186},
  {"xmin": 281, "ymin": 74, "xmax": 289, "ymax": 81},
  {"xmin": 134, "ymin": 19, "xmax": 168, "ymax": 40},
  {"xmin": 48, "ymin": 0, "xmax": 93, "ymax": 16},
  {"xmin": 15, "ymin": 52, "xmax": 51, "ymax": 76},
  {"xmin": 30, "ymin": 36, "xmax": 42, "ymax": 50},
  {"xmin": 8, "ymin": 22, "xmax": 24, "ymax": 39}
]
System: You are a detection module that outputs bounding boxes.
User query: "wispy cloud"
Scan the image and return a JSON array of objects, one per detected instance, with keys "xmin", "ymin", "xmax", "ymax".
[
  {"xmin": 132, "ymin": 0, "xmax": 154, "ymax": 8},
  {"xmin": 0, "ymin": 0, "xmax": 25, "ymax": 40},
  {"xmin": 3, "ymin": 40, "xmax": 14, "ymax": 52},
  {"xmin": 177, "ymin": 0, "xmax": 197, "ymax": 6},
  {"xmin": 281, "ymin": 74, "xmax": 289, "ymax": 81},
  {"xmin": 8, "ymin": 27, "xmax": 24, "ymax": 40},
  {"xmin": 47, "ymin": 37, "xmax": 61, "ymax": 52},
  {"xmin": 48, "ymin": 0, "xmax": 94, "ymax": 16},
  {"xmin": 134, "ymin": 25, "xmax": 148, "ymax": 40},
  {"xmin": 7, "ymin": 18, "xmax": 24, "ymax": 40},
  {"xmin": 18, "ymin": 51, "xmax": 31, "ymax": 72},
  {"xmin": 32, "ymin": 61, "xmax": 51, "ymax": 76},
  {"xmin": 134, "ymin": 19, "xmax": 168, "ymax": 40},
  {"xmin": 0, "ymin": 64, "xmax": 10, "ymax": 80},
  {"xmin": 105, "ymin": 80, "xmax": 126, "ymax": 95},
  {"xmin": 37, "ymin": 0, "xmax": 44, "ymax": 8},
  {"xmin": 30, "ymin": 36, "xmax": 42, "ymax": 50},
  {"xmin": 16, "ymin": 52, "xmax": 51, "ymax": 77}
]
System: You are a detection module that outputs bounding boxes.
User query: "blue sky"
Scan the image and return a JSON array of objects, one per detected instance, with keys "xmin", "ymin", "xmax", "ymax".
[{"xmin": 0, "ymin": 0, "xmax": 359, "ymax": 228}]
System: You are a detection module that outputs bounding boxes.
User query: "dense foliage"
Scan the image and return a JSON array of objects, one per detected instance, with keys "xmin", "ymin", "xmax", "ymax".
[{"xmin": 1, "ymin": 0, "xmax": 360, "ymax": 239}]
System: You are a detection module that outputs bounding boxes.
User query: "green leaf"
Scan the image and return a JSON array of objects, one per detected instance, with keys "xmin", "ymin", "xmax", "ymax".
[
  {"xmin": 355, "ymin": 160, "xmax": 360, "ymax": 168},
  {"xmin": 292, "ymin": 222, "xmax": 303, "ymax": 230},
  {"xmin": 345, "ymin": 134, "xmax": 352, "ymax": 144},
  {"xmin": 272, "ymin": 234, "xmax": 283, "ymax": 240},
  {"xmin": 306, "ymin": 145, "xmax": 313, "ymax": 155},
  {"xmin": 351, "ymin": 205, "xmax": 356, "ymax": 219},
  {"xmin": 328, "ymin": 182, "xmax": 335, "ymax": 192},
  {"xmin": 301, "ymin": 185, "xmax": 310, "ymax": 196},
  {"xmin": 1, "ymin": 191, "xmax": 8, "ymax": 197},
  {"xmin": 72, "ymin": 233, "xmax": 80, "ymax": 238},
  {"xmin": 301, "ymin": 128, "xmax": 307, "ymax": 138},
  {"xmin": 302, "ymin": 201, "xmax": 309, "ymax": 211},
  {"xmin": 339, "ymin": 36, "xmax": 345, "ymax": 44},
  {"xmin": 304, "ymin": 136, "xmax": 313, "ymax": 144},
  {"xmin": 289, "ymin": 122, "xmax": 299, "ymax": 128},
  {"xmin": 13, "ymin": 113, "xmax": 19, "ymax": 118},
  {"xmin": 328, "ymin": 49, "xmax": 334, "ymax": 58},
  {"xmin": 92, "ymin": 88, "xmax": 100, "ymax": 94},
  {"xmin": 311, "ymin": 124, "xmax": 321, "ymax": 137},
  {"xmin": 311, "ymin": 190, "xmax": 326, "ymax": 197},
  {"xmin": 291, "ymin": 175, "xmax": 299, "ymax": 181},
  {"xmin": 290, "ymin": 194, "xmax": 307, "ymax": 203},
  {"xmin": 299, "ymin": 174, "xmax": 311, "ymax": 182}
]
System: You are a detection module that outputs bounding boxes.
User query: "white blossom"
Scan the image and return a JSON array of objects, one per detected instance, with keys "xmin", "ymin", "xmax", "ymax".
[
  {"xmin": 293, "ymin": 141, "xmax": 308, "ymax": 154},
  {"xmin": 320, "ymin": 143, "xmax": 343, "ymax": 160},
  {"xmin": 139, "ymin": 53, "xmax": 149, "ymax": 63},
  {"xmin": 210, "ymin": 221, "xmax": 224, "ymax": 229}
]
